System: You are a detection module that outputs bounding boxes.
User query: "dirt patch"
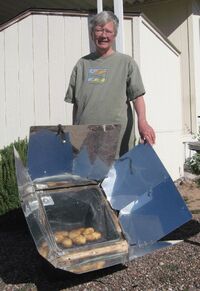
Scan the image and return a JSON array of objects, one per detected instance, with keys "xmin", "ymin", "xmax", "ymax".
[{"xmin": 176, "ymin": 178, "xmax": 200, "ymax": 213}]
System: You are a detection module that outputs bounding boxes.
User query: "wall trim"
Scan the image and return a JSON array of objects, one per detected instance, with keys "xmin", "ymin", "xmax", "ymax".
[{"xmin": 0, "ymin": 9, "xmax": 90, "ymax": 32}]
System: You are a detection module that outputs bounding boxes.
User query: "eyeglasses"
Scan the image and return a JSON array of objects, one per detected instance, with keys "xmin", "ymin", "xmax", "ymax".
[{"xmin": 94, "ymin": 28, "xmax": 114, "ymax": 36}]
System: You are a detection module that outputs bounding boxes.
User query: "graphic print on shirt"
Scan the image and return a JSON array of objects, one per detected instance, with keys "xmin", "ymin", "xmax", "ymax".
[{"xmin": 87, "ymin": 68, "xmax": 108, "ymax": 84}]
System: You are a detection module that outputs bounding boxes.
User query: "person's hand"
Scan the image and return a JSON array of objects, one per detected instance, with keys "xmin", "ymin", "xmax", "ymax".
[
  {"xmin": 133, "ymin": 95, "xmax": 156, "ymax": 144},
  {"xmin": 138, "ymin": 119, "xmax": 156, "ymax": 145}
]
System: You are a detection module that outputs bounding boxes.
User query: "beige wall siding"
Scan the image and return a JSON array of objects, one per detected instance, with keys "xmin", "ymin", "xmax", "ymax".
[
  {"xmin": 0, "ymin": 14, "xmax": 90, "ymax": 148},
  {"xmin": 192, "ymin": 1, "xmax": 200, "ymax": 124},
  {"xmin": 32, "ymin": 15, "xmax": 50, "ymax": 125},
  {"xmin": 4, "ymin": 24, "xmax": 21, "ymax": 145},
  {"xmin": 48, "ymin": 15, "xmax": 66, "ymax": 124},
  {"xmin": 133, "ymin": 0, "xmax": 195, "ymax": 134},
  {"xmin": 124, "ymin": 18, "xmax": 133, "ymax": 57},
  {"xmin": 0, "ymin": 31, "xmax": 6, "ymax": 147},
  {"xmin": 64, "ymin": 16, "xmax": 91, "ymax": 124},
  {"xmin": 133, "ymin": 16, "xmax": 183, "ymax": 179},
  {"xmin": 19, "ymin": 17, "xmax": 35, "ymax": 137}
]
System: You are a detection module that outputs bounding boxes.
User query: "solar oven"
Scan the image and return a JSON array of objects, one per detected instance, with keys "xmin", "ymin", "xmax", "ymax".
[{"xmin": 14, "ymin": 124, "xmax": 192, "ymax": 273}]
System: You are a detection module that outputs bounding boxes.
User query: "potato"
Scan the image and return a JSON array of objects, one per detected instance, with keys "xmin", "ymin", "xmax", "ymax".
[
  {"xmin": 53, "ymin": 228, "xmax": 101, "ymax": 247},
  {"xmin": 62, "ymin": 237, "xmax": 73, "ymax": 248},
  {"xmin": 58, "ymin": 230, "xmax": 69, "ymax": 236},
  {"xmin": 54, "ymin": 231, "xmax": 69, "ymax": 243},
  {"xmin": 68, "ymin": 229, "xmax": 83, "ymax": 239},
  {"xmin": 92, "ymin": 231, "xmax": 102, "ymax": 240},
  {"xmin": 84, "ymin": 231, "xmax": 102, "ymax": 241},
  {"xmin": 54, "ymin": 233, "xmax": 65, "ymax": 243},
  {"xmin": 72, "ymin": 234, "xmax": 86, "ymax": 245},
  {"xmin": 82, "ymin": 227, "xmax": 94, "ymax": 235},
  {"xmin": 54, "ymin": 230, "xmax": 69, "ymax": 237}
]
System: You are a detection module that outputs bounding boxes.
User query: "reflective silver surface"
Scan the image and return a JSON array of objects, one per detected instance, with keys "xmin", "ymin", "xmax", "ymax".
[
  {"xmin": 28, "ymin": 124, "xmax": 121, "ymax": 182},
  {"xmin": 102, "ymin": 144, "xmax": 192, "ymax": 247},
  {"xmin": 14, "ymin": 147, "xmax": 52, "ymax": 251},
  {"xmin": 14, "ymin": 147, "xmax": 34, "ymax": 198}
]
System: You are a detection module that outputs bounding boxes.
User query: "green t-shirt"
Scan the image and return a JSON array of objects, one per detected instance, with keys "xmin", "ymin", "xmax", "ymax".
[{"xmin": 65, "ymin": 51, "xmax": 145, "ymax": 156}]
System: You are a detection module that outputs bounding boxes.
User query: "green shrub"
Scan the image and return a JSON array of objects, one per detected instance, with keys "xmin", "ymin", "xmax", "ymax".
[
  {"xmin": 185, "ymin": 153, "xmax": 200, "ymax": 175},
  {"xmin": 0, "ymin": 139, "xmax": 28, "ymax": 215}
]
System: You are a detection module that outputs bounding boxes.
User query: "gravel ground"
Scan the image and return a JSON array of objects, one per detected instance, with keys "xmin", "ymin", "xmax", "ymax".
[{"xmin": 1, "ymin": 182, "xmax": 200, "ymax": 291}]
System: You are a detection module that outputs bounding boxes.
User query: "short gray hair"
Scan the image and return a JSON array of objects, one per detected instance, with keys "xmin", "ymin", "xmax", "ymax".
[{"xmin": 90, "ymin": 11, "xmax": 119, "ymax": 35}]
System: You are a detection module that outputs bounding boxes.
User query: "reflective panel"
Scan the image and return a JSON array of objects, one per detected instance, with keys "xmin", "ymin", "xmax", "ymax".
[
  {"xmin": 14, "ymin": 147, "xmax": 51, "ymax": 250},
  {"xmin": 27, "ymin": 128, "xmax": 73, "ymax": 180},
  {"xmin": 102, "ymin": 144, "xmax": 168, "ymax": 210},
  {"xmin": 119, "ymin": 177, "xmax": 191, "ymax": 246},
  {"xmin": 102, "ymin": 144, "xmax": 192, "ymax": 246},
  {"xmin": 14, "ymin": 147, "xmax": 34, "ymax": 199},
  {"xmin": 28, "ymin": 124, "xmax": 121, "ymax": 182}
]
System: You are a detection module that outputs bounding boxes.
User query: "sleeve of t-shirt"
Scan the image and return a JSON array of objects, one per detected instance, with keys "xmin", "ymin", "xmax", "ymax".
[
  {"xmin": 64, "ymin": 65, "xmax": 77, "ymax": 104},
  {"xmin": 126, "ymin": 59, "xmax": 146, "ymax": 101}
]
